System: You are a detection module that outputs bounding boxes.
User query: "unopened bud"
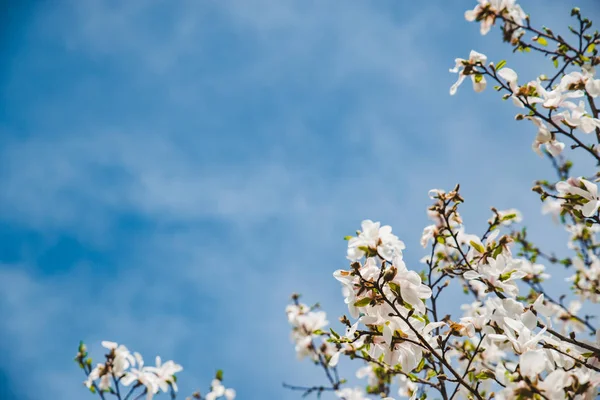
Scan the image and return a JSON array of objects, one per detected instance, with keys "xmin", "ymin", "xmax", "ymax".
[{"xmin": 383, "ymin": 266, "xmax": 398, "ymax": 282}]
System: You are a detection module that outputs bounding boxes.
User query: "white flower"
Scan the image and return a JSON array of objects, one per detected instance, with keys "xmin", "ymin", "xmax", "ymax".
[
  {"xmin": 463, "ymin": 254, "xmax": 526, "ymax": 297},
  {"xmin": 146, "ymin": 356, "xmax": 183, "ymax": 393},
  {"xmin": 556, "ymin": 100, "xmax": 600, "ymax": 134},
  {"xmin": 488, "ymin": 316, "xmax": 548, "ymax": 377},
  {"xmin": 465, "ymin": 0, "xmax": 526, "ymax": 37},
  {"xmin": 121, "ymin": 353, "xmax": 160, "ymax": 400},
  {"xmin": 205, "ymin": 379, "xmax": 236, "ymax": 400},
  {"xmin": 525, "ymin": 116, "xmax": 565, "ymax": 157},
  {"xmin": 449, "ymin": 50, "xmax": 488, "ymax": 95},
  {"xmin": 556, "ymin": 177, "xmax": 600, "ymax": 217},
  {"xmin": 347, "ymin": 220, "xmax": 405, "ymax": 261},
  {"xmin": 101, "ymin": 341, "xmax": 136, "ymax": 377},
  {"xmin": 335, "ymin": 387, "xmax": 370, "ymax": 400},
  {"xmin": 85, "ymin": 364, "xmax": 111, "ymax": 391},
  {"xmin": 389, "ymin": 257, "xmax": 432, "ymax": 314},
  {"xmin": 530, "ymin": 80, "xmax": 584, "ymax": 110},
  {"xmin": 497, "ymin": 67, "xmax": 525, "ymax": 107}
]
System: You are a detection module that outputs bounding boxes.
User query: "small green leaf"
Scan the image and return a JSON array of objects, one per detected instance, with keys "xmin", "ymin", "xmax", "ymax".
[
  {"xmin": 415, "ymin": 357, "xmax": 426, "ymax": 373},
  {"xmin": 496, "ymin": 60, "xmax": 507, "ymax": 70},
  {"xmin": 215, "ymin": 369, "xmax": 224, "ymax": 381},
  {"xmin": 475, "ymin": 370, "xmax": 496, "ymax": 380},
  {"xmin": 492, "ymin": 245, "xmax": 503, "ymax": 258},
  {"xmin": 330, "ymin": 328, "xmax": 340, "ymax": 339},
  {"xmin": 353, "ymin": 297, "xmax": 372, "ymax": 307},
  {"xmin": 587, "ymin": 43, "xmax": 596, "ymax": 53},
  {"xmin": 469, "ymin": 240, "xmax": 485, "ymax": 253},
  {"xmin": 499, "ymin": 270, "xmax": 516, "ymax": 282},
  {"xmin": 474, "ymin": 74, "xmax": 483, "ymax": 83},
  {"xmin": 388, "ymin": 282, "xmax": 401, "ymax": 296},
  {"xmin": 501, "ymin": 213, "xmax": 517, "ymax": 221},
  {"xmin": 537, "ymin": 37, "xmax": 548, "ymax": 46},
  {"xmin": 344, "ymin": 236, "xmax": 353, "ymax": 240}
]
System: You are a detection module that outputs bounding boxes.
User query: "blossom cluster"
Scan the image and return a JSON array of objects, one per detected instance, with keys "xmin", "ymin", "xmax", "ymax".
[{"xmin": 75, "ymin": 341, "xmax": 235, "ymax": 400}]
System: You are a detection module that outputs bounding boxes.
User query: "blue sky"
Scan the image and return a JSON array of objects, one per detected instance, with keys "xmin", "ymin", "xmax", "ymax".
[{"xmin": 1, "ymin": 1, "xmax": 599, "ymax": 399}]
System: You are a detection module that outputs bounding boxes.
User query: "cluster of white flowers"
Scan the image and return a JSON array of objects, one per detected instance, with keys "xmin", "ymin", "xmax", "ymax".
[
  {"xmin": 204, "ymin": 379, "xmax": 236, "ymax": 400},
  {"xmin": 453, "ymin": 60, "xmax": 600, "ymax": 156},
  {"xmin": 83, "ymin": 341, "xmax": 182, "ymax": 400},
  {"xmin": 76, "ymin": 341, "xmax": 236, "ymax": 400},
  {"xmin": 285, "ymin": 1, "xmax": 600, "ymax": 397},
  {"xmin": 285, "ymin": 300, "xmax": 336, "ymax": 362}
]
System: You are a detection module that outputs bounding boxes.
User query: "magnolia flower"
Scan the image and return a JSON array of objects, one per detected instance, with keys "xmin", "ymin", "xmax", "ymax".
[
  {"xmin": 489, "ymin": 318, "xmax": 549, "ymax": 379},
  {"xmin": 530, "ymin": 80, "xmax": 584, "ymax": 110},
  {"xmin": 390, "ymin": 258, "xmax": 432, "ymax": 314},
  {"xmin": 525, "ymin": 116, "xmax": 565, "ymax": 156},
  {"xmin": 516, "ymin": 259, "xmax": 550, "ymax": 281},
  {"xmin": 121, "ymin": 353, "xmax": 160, "ymax": 400},
  {"xmin": 465, "ymin": 0, "xmax": 526, "ymax": 36},
  {"xmin": 556, "ymin": 100, "xmax": 600, "ymax": 134},
  {"xmin": 85, "ymin": 364, "xmax": 111, "ymax": 391},
  {"xmin": 335, "ymin": 387, "xmax": 372, "ymax": 400},
  {"xmin": 286, "ymin": 302, "xmax": 331, "ymax": 361},
  {"xmin": 449, "ymin": 50, "xmax": 488, "ymax": 95},
  {"xmin": 205, "ymin": 379, "xmax": 236, "ymax": 400},
  {"xmin": 347, "ymin": 220, "xmax": 405, "ymax": 261},
  {"xmin": 146, "ymin": 356, "xmax": 183, "ymax": 393},
  {"xmin": 463, "ymin": 254, "xmax": 526, "ymax": 297},
  {"xmin": 497, "ymin": 67, "xmax": 526, "ymax": 107},
  {"xmin": 556, "ymin": 177, "xmax": 600, "ymax": 217},
  {"xmin": 101, "ymin": 341, "xmax": 136, "ymax": 377},
  {"xmin": 560, "ymin": 67, "xmax": 600, "ymax": 98},
  {"xmin": 420, "ymin": 225, "xmax": 437, "ymax": 248},
  {"xmin": 538, "ymin": 369, "xmax": 573, "ymax": 399}
]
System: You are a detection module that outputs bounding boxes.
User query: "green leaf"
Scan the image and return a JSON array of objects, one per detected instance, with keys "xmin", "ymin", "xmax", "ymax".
[
  {"xmin": 330, "ymin": 328, "xmax": 340, "ymax": 339},
  {"xmin": 388, "ymin": 282, "xmax": 401, "ymax": 296},
  {"xmin": 474, "ymin": 74, "xmax": 483, "ymax": 83},
  {"xmin": 215, "ymin": 369, "xmax": 223, "ymax": 381},
  {"xmin": 537, "ymin": 37, "xmax": 548, "ymax": 46},
  {"xmin": 499, "ymin": 270, "xmax": 517, "ymax": 282},
  {"xmin": 353, "ymin": 297, "xmax": 372, "ymax": 307},
  {"xmin": 415, "ymin": 357, "xmax": 426, "ymax": 373},
  {"xmin": 475, "ymin": 370, "xmax": 496, "ymax": 380},
  {"xmin": 492, "ymin": 245, "xmax": 503, "ymax": 258},
  {"xmin": 587, "ymin": 43, "xmax": 596, "ymax": 53},
  {"xmin": 496, "ymin": 60, "xmax": 507, "ymax": 70},
  {"xmin": 469, "ymin": 240, "xmax": 485, "ymax": 253},
  {"xmin": 344, "ymin": 236, "xmax": 353, "ymax": 240}
]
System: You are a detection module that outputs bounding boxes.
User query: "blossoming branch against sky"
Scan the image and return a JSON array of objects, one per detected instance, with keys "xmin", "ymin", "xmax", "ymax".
[{"xmin": 0, "ymin": 1, "xmax": 599, "ymax": 399}]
